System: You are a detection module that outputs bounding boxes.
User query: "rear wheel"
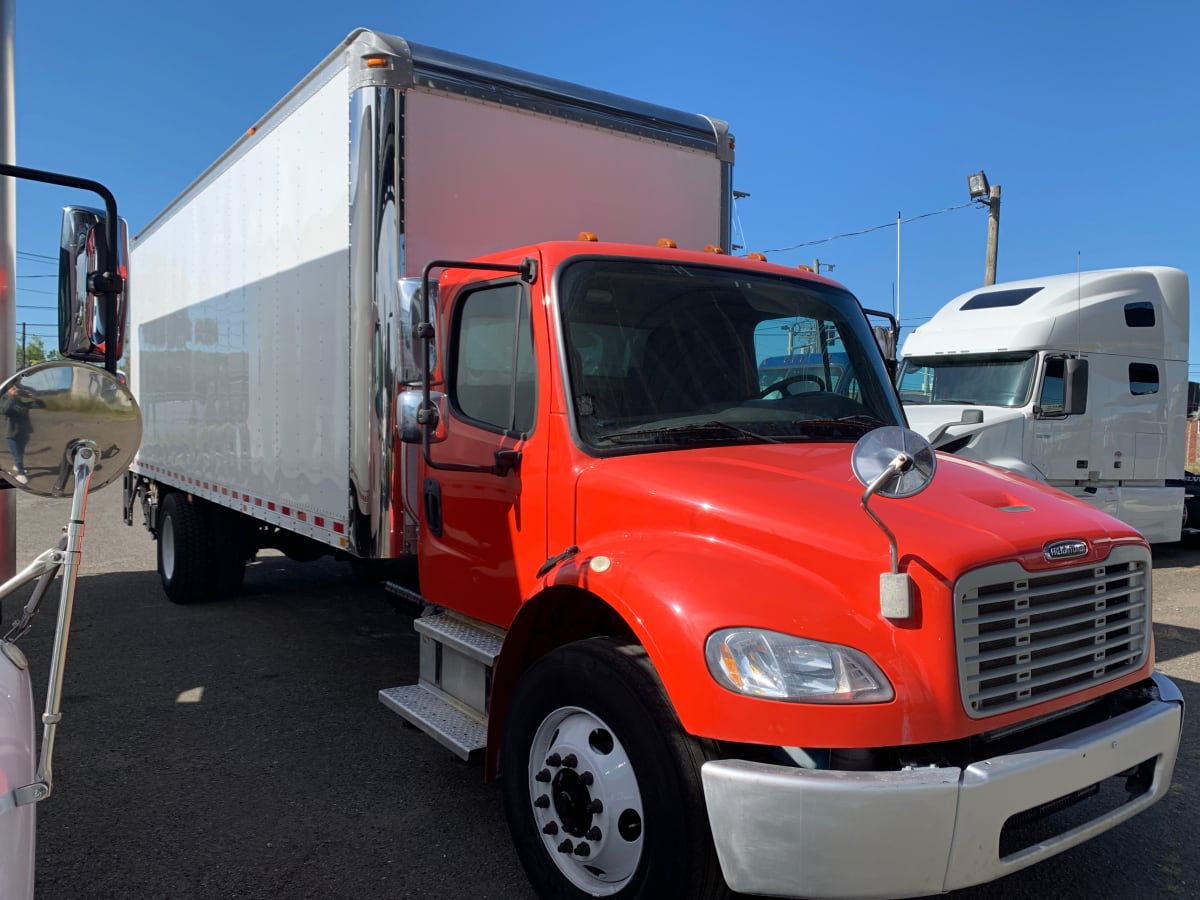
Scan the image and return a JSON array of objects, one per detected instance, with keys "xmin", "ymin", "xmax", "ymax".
[
  {"xmin": 501, "ymin": 637, "xmax": 729, "ymax": 899},
  {"xmin": 157, "ymin": 492, "xmax": 210, "ymax": 604}
]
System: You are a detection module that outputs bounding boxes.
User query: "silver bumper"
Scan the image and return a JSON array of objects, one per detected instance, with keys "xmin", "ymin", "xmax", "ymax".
[{"xmin": 700, "ymin": 673, "xmax": 1184, "ymax": 899}]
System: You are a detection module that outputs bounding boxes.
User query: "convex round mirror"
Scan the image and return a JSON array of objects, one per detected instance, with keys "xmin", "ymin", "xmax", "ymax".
[
  {"xmin": 851, "ymin": 426, "xmax": 936, "ymax": 499},
  {"xmin": 0, "ymin": 361, "xmax": 141, "ymax": 497}
]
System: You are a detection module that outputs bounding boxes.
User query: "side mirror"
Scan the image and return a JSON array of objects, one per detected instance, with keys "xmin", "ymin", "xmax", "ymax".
[
  {"xmin": 58, "ymin": 206, "xmax": 129, "ymax": 364},
  {"xmin": 398, "ymin": 389, "xmax": 447, "ymax": 444},
  {"xmin": 1063, "ymin": 357, "xmax": 1088, "ymax": 416},
  {"xmin": 0, "ymin": 361, "xmax": 141, "ymax": 497}
]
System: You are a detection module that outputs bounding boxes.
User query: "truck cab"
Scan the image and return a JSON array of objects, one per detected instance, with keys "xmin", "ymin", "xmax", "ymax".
[
  {"xmin": 385, "ymin": 239, "xmax": 1184, "ymax": 899},
  {"xmin": 899, "ymin": 267, "xmax": 1189, "ymax": 543}
]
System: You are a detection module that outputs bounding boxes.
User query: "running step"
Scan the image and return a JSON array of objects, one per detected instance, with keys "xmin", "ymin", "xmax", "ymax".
[
  {"xmin": 414, "ymin": 612, "xmax": 503, "ymax": 716},
  {"xmin": 379, "ymin": 684, "xmax": 487, "ymax": 762},
  {"xmin": 414, "ymin": 611, "xmax": 504, "ymax": 665}
]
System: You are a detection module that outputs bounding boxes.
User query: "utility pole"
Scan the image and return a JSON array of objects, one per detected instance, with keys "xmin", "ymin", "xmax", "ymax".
[
  {"xmin": 967, "ymin": 171, "xmax": 1001, "ymax": 285},
  {"xmin": 984, "ymin": 184, "xmax": 1001, "ymax": 285}
]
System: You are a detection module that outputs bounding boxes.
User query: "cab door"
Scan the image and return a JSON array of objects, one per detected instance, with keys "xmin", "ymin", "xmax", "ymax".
[{"xmin": 417, "ymin": 275, "xmax": 549, "ymax": 627}]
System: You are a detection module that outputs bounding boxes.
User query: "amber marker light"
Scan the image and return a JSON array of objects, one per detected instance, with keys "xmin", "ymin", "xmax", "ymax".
[
  {"xmin": 577, "ymin": 231, "xmax": 599, "ymax": 242},
  {"xmin": 747, "ymin": 252, "xmax": 767, "ymax": 261},
  {"xmin": 704, "ymin": 245, "xmax": 726, "ymax": 254},
  {"xmin": 364, "ymin": 55, "xmax": 391, "ymax": 68},
  {"xmin": 717, "ymin": 643, "xmax": 744, "ymax": 689},
  {"xmin": 656, "ymin": 238, "xmax": 677, "ymax": 248}
]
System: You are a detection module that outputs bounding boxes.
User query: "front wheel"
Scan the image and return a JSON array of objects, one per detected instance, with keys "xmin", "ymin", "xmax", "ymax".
[{"xmin": 501, "ymin": 638, "xmax": 729, "ymax": 899}]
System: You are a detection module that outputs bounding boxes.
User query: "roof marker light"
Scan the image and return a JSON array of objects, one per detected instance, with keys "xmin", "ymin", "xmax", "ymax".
[
  {"xmin": 656, "ymin": 238, "xmax": 677, "ymax": 248},
  {"xmin": 364, "ymin": 56, "xmax": 391, "ymax": 69},
  {"xmin": 577, "ymin": 231, "xmax": 599, "ymax": 242},
  {"xmin": 747, "ymin": 252, "xmax": 767, "ymax": 261},
  {"xmin": 704, "ymin": 245, "xmax": 725, "ymax": 254}
]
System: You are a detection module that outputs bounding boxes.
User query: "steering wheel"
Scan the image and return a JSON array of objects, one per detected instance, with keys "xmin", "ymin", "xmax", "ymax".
[{"xmin": 757, "ymin": 374, "xmax": 826, "ymax": 398}]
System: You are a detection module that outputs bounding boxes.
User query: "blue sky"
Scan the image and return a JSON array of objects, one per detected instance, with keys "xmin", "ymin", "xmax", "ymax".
[{"xmin": 10, "ymin": 1, "xmax": 1200, "ymax": 370}]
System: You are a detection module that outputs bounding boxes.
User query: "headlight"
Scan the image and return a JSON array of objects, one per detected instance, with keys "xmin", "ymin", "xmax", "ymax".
[{"xmin": 705, "ymin": 629, "xmax": 894, "ymax": 703}]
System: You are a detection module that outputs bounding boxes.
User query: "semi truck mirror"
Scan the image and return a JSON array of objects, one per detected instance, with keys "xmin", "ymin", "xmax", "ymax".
[
  {"xmin": 398, "ymin": 389, "xmax": 447, "ymax": 443},
  {"xmin": 1063, "ymin": 358, "xmax": 1088, "ymax": 415},
  {"xmin": 58, "ymin": 206, "xmax": 129, "ymax": 363}
]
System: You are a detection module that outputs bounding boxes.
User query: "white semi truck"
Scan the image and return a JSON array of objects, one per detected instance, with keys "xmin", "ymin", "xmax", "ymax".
[{"xmin": 898, "ymin": 267, "xmax": 1189, "ymax": 543}]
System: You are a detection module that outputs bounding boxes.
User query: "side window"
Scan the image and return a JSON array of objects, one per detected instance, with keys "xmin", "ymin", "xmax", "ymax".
[
  {"xmin": 1124, "ymin": 302, "xmax": 1155, "ymax": 328},
  {"xmin": 1039, "ymin": 358, "xmax": 1065, "ymax": 414},
  {"xmin": 452, "ymin": 283, "xmax": 536, "ymax": 434},
  {"xmin": 1129, "ymin": 363, "xmax": 1159, "ymax": 396}
]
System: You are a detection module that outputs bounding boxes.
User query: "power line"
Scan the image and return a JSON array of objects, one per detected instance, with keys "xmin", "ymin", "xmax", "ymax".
[
  {"xmin": 760, "ymin": 201, "xmax": 975, "ymax": 254},
  {"xmin": 17, "ymin": 250, "xmax": 56, "ymax": 263}
]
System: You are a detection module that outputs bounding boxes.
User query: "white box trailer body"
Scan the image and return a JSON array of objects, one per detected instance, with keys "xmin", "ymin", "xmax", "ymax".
[
  {"xmin": 128, "ymin": 29, "xmax": 733, "ymax": 562},
  {"xmin": 898, "ymin": 266, "xmax": 1188, "ymax": 543}
]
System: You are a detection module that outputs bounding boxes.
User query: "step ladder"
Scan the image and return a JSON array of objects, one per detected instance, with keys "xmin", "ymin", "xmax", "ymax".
[{"xmin": 379, "ymin": 605, "xmax": 503, "ymax": 763}]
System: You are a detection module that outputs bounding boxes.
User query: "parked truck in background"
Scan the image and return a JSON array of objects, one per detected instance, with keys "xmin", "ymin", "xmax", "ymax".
[
  {"xmin": 122, "ymin": 30, "xmax": 1184, "ymax": 899},
  {"xmin": 898, "ymin": 267, "xmax": 1189, "ymax": 544}
]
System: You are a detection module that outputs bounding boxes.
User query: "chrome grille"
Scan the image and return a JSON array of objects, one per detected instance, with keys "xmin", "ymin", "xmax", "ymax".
[{"xmin": 955, "ymin": 545, "xmax": 1150, "ymax": 718}]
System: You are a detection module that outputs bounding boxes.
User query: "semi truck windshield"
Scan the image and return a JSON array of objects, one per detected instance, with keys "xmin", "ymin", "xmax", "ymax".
[
  {"xmin": 897, "ymin": 353, "xmax": 1036, "ymax": 408},
  {"xmin": 558, "ymin": 259, "xmax": 903, "ymax": 451}
]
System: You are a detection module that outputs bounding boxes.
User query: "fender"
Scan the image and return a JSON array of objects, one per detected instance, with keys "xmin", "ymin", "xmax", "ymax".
[
  {"xmin": 0, "ymin": 647, "xmax": 37, "ymax": 897},
  {"xmin": 485, "ymin": 531, "xmax": 862, "ymax": 776}
]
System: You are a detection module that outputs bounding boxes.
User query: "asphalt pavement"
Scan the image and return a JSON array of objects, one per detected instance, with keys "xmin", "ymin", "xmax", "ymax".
[{"xmin": 7, "ymin": 486, "xmax": 1198, "ymax": 899}]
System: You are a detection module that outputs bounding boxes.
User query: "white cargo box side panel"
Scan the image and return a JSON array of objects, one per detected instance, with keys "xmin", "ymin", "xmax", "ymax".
[
  {"xmin": 131, "ymin": 63, "xmax": 352, "ymax": 543},
  {"xmin": 402, "ymin": 89, "xmax": 724, "ymax": 273}
]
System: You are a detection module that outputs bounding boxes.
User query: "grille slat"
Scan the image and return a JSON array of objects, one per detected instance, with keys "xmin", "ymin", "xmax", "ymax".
[
  {"xmin": 961, "ymin": 584, "xmax": 1143, "ymax": 627},
  {"xmin": 967, "ymin": 647, "xmax": 1144, "ymax": 702},
  {"xmin": 964, "ymin": 619, "xmax": 1142, "ymax": 667},
  {"xmin": 958, "ymin": 569, "xmax": 1145, "ymax": 609},
  {"xmin": 964, "ymin": 600, "xmax": 1146, "ymax": 657},
  {"xmin": 966, "ymin": 643, "xmax": 1144, "ymax": 691},
  {"xmin": 955, "ymin": 546, "xmax": 1150, "ymax": 718}
]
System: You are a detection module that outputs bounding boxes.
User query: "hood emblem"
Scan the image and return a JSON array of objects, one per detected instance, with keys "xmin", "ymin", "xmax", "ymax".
[{"xmin": 1043, "ymin": 539, "xmax": 1089, "ymax": 562}]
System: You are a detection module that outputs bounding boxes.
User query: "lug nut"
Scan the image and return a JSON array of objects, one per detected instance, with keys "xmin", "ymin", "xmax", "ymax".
[
  {"xmin": 557, "ymin": 839, "xmax": 574, "ymax": 854},
  {"xmin": 542, "ymin": 822, "xmax": 559, "ymax": 836},
  {"xmin": 579, "ymin": 771, "xmax": 594, "ymax": 786},
  {"xmin": 562, "ymin": 753, "xmax": 578, "ymax": 769},
  {"xmin": 573, "ymin": 842, "xmax": 591, "ymax": 857},
  {"xmin": 587, "ymin": 799, "xmax": 604, "ymax": 814},
  {"xmin": 534, "ymin": 794, "xmax": 550, "ymax": 809},
  {"xmin": 546, "ymin": 753, "xmax": 562, "ymax": 767},
  {"xmin": 587, "ymin": 827, "xmax": 602, "ymax": 841},
  {"xmin": 535, "ymin": 768, "xmax": 551, "ymax": 783}
]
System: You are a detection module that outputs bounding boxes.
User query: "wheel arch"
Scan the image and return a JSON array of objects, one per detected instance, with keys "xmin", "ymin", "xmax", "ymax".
[{"xmin": 486, "ymin": 585, "xmax": 637, "ymax": 779}]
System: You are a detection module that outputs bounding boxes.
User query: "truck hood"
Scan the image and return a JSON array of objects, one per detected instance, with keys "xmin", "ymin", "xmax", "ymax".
[
  {"xmin": 904, "ymin": 404, "xmax": 1042, "ymax": 480},
  {"xmin": 574, "ymin": 442, "xmax": 1135, "ymax": 585},
  {"xmin": 569, "ymin": 442, "xmax": 1148, "ymax": 748}
]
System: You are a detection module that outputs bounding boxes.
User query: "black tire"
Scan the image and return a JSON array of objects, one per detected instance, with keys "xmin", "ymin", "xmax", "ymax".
[
  {"xmin": 209, "ymin": 506, "xmax": 248, "ymax": 598},
  {"xmin": 157, "ymin": 492, "xmax": 211, "ymax": 604},
  {"xmin": 501, "ymin": 637, "xmax": 730, "ymax": 900}
]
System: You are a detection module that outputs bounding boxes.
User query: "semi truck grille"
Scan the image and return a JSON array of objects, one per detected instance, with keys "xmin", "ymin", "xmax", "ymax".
[{"xmin": 954, "ymin": 545, "xmax": 1150, "ymax": 718}]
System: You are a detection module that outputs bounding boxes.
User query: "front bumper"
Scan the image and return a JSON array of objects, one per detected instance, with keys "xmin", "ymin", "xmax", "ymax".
[{"xmin": 700, "ymin": 672, "xmax": 1184, "ymax": 899}]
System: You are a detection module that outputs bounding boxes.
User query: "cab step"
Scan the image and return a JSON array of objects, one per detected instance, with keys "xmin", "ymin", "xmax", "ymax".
[
  {"xmin": 378, "ymin": 684, "xmax": 487, "ymax": 762},
  {"xmin": 378, "ymin": 610, "xmax": 504, "ymax": 763}
]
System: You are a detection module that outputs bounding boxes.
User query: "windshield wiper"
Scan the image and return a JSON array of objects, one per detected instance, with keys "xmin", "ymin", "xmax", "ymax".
[
  {"xmin": 785, "ymin": 415, "xmax": 887, "ymax": 438},
  {"xmin": 598, "ymin": 421, "xmax": 782, "ymax": 445}
]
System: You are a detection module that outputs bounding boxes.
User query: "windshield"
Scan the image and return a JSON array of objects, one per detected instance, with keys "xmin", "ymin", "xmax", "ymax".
[
  {"xmin": 897, "ymin": 353, "xmax": 1036, "ymax": 407},
  {"xmin": 558, "ymin": 259, "xmax": 903, "ymax": 452}
]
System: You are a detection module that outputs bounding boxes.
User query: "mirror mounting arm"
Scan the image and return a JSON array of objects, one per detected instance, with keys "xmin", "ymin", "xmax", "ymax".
[{"xmin": 0, "ymin": 164, "xmax": 122, "ymax": 374}]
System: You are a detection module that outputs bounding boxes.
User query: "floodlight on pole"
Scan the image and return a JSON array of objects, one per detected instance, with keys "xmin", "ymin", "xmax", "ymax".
[{"xmin": 967, "ymin": 171, "xmax": 991, "ymax": 201}]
